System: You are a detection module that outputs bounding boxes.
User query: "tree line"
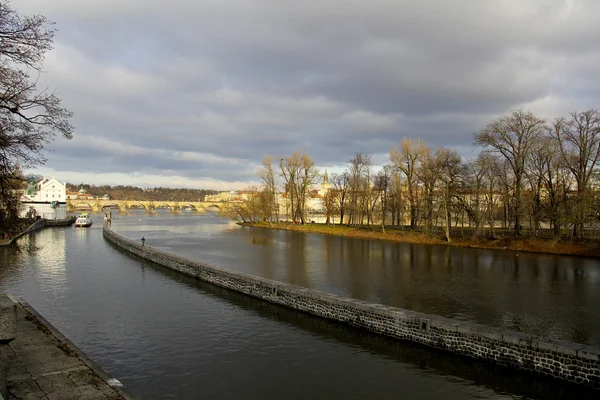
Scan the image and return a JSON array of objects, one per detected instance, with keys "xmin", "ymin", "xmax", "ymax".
[
  {"xmin": 66, "ymin": 183, "xmax": 218, "ymax": 202},
  {"xmin": 239, "ymin": 109, "xmax": 600, "ymax": 242}
]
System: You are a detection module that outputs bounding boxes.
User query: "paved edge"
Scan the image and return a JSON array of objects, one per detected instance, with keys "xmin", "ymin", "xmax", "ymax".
[{"xmin": 7, "ymin": 295, "xmax": 139, "ymax": 400}]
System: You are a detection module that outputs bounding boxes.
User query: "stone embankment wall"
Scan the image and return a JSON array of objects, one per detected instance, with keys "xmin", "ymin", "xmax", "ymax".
[{"xmin": 103, "ymin": 226, "xmax": 600, "ymax": 389}]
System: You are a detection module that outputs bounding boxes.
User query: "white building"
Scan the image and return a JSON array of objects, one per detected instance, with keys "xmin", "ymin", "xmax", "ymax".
[{"xmin": 20, "ymin": 177, "xmax": 67, "ymax": 220}]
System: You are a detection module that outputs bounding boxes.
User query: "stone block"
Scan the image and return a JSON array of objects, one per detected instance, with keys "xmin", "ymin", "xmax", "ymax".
[
  {"xmin": 479, "ymin": 330, "xmax": 503, "ymax": 343},
  {"xmin": 502, "ymin": 334, "xmax": 523, "ymax": 346},
  {"xmin": 537, "ymin": 341, "xmax": 557, "ymax": 353},
  {"xmin": 555, "ymin": 343, "xmax": 580, "ymax": 358},
  {"xmin": 577, "ymin": 347, "xmax": 600, "ymax": 362},
  {"xmin": 519, "ymin": 338, "xmax": 538, "ymax": 349},
  {"xmin": 430, "ymin": 319, "xmax": 459, "ymax": 333},
  {"xmin": 0, "ymin": 295, "xmax": 17, "ymax": 343}
]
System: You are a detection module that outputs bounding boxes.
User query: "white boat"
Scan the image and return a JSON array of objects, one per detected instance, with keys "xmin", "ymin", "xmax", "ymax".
[{"xmin": 75, "ymin": 212, "xmax": 93, "ymax": 227}]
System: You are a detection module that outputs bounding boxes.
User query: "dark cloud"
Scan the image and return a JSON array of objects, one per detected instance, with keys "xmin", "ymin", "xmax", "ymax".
[{"xmin": 16, "ymin": 0, "xmax": 600, "ymax": 188}]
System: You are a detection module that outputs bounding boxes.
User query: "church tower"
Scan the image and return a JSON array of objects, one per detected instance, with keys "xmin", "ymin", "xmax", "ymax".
[{"xmin": 320, "ymin": 170, "xmax": 331, "ymax": 195}]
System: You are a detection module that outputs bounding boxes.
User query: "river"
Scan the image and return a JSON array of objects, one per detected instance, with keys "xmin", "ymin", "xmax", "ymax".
[
  {"xmin": 0, "ymin": 210, "xmax": 598, "ymax": 399},
  {"xmin": 115, "ymin": 209, "xmax": 600, "ymax": 347}
]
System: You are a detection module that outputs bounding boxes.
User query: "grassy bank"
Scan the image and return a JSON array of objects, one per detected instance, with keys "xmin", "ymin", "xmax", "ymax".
[{"xmin": 240, "ymin": 222, "xmax": 600, "ymax": 257}]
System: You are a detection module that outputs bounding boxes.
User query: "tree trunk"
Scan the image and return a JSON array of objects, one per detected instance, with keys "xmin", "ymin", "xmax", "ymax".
[{"xmin": 514, "ymin": 174, "xmax": 522, "ymax": 236}]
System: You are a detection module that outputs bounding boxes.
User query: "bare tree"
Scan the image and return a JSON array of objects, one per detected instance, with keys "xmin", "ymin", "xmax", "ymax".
[
  {"xmin": 373, "ymin": 166, "xmax": 392, "ymax": 232},
  {"xmin": 346, "ymin": 153, "xmax": 371, "ymax": 225},
  {"xmin": 456, "ymin": 158, "xmax": 485, "ymax": 235},
  {"xmin": 416, "ymin": 147, "xmax": 440, "ymax": 234},
  {"xmin": 298, "ymin": 153, "xmax": 320, "ymax": 224},
  {"xmin": 257, "ymin": 156, "xmax": 278, "ymax": 223},
  {"xmin": 226, "ymin": 186, "xmax": 267, "ymax": 223},
  {"xmin": 278, "ymin": 152, "xmax": 319, "ymax": 224},
  {"xmin": 475, "ymin": 110, "xmax": 547, "ymax": 236},
  {"xmin": 475, "ymin": 153, "xmax": 503, "ymax": 237},
  {"xmin": 1, "ymin": 3, "xmax": 73, "ymax": 236},
  {"xmin": 390, "ymin": 138, "xmax": 428, "ymax": 229},
  {"xmin": 278, "ymin": 153, "xmax": 300, "ymax": 222},
  {"xmin": 526, "ymin": 136, "xmax": 569, "ymax": 238},
  {"xmin": 436, "ymin": 148, "xmax": 464, "ymax": 242},
  {"xmin": 552, "ymin": 110, "xmax": 600, "ymax": 240},
  {"xmin": 332, "ymin": 172, "xmax": 350, "ymax": 225},
  {"xmin": 387, "ymin": 168, "xmax": 405, "ymax": 226},
  {"xmin": 321, "ymin": 184, "xmax": 338, "ymax": 224}
]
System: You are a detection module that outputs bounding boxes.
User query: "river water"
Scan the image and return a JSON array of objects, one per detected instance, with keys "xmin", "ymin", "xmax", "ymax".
[
  {"xmin": 115, "ymin": 209, "xmax": 600, "ymax": 347},
  {"xmin": 0, "ymin": 210, "xmax": 598, "ymax": 399}
]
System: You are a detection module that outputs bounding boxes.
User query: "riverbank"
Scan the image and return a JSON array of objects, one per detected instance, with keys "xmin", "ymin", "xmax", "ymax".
[{"xmin": 240, "ymin": 222, "xmax": 600, "ymax": 257}]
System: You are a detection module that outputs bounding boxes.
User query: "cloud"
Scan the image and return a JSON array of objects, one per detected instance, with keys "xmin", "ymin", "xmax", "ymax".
[{"xmin": 14, "ymin": 0, "xmax": 600, "ymax": 189}]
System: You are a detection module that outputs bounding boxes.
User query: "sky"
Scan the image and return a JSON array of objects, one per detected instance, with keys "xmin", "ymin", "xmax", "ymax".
[{"xmin": 16, "ymin": 0, "xmax": 600, "ymax": 190}]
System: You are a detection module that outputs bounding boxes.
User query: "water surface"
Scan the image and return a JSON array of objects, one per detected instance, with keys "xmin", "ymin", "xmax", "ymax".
[
  {"xmin": 0, "ymin": 212, "xmax": 597, "ymax": 399},
  {"xmin": 114, "ymin": 209, "xmax": 600, "ymax": 346}
]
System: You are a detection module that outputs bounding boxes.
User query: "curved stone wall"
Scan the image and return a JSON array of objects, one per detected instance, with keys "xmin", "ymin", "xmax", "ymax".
[{"xmin": 103, "ymin": 225, "xmax": 600, "ymax": 389}]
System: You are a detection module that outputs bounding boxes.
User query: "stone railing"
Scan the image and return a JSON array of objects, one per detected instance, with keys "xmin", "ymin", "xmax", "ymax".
[{"xmin": 103, "ymin": 225, "xmax": 600, "ymax": 390}]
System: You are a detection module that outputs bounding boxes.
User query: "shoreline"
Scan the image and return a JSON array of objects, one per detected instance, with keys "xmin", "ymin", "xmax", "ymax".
[{"xmin": 239, "ymin": 222, "xmax": 600, "ymax": 258}]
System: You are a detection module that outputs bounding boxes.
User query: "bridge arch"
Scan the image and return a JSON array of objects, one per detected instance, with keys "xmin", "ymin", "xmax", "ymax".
[
  {"xmin": 71, "ymin": 202, "xmax": 93, "ymax": 210},
  {"xmin": 156, "ymin": 203, "xmax": 183, "ymax": 214},
  {"xmin": 179, "ymin": 203, "xmax": 202, "ymax": 213},
  {"xmin": 127, "ymin": 202, "xmax": 152, "ymax": 213},
  {"xmin": 101, "ymin": 202, "xmax": 126, "ymax": 213}
]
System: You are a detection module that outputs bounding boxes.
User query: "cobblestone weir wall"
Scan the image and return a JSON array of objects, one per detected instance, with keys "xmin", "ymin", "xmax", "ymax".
[{"xmin": 103, "ymin": 226, "xmax": 600, "ymax": 389}]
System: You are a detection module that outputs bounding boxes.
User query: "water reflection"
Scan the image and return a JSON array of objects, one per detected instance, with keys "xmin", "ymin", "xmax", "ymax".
[
  {"xmin": 1, "ymin": 217, "xmax": 599, "ymax": 399},
  {"xmin": 135, "ymin": 258, "xmax": 600, "ymax": 400},
  {"xmin": 0, "ymin": 228, "xmax": 67, "ymax": 296},
  {"xmin": 113, "ymin": 210, "xmax": 600, "ymax": 346}
]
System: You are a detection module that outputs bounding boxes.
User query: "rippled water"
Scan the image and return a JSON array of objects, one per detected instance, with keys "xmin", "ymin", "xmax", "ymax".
[
  {"xmin": 114, "ymin": 209, "xmax": 600, "ymax": 347},
  {"xmin": 0, "ymin": 212, "xmax": 597, "ymax": 399}
]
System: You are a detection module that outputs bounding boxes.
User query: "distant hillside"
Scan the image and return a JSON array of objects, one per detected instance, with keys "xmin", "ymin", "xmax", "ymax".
[{"xmin": 66, "ymin": 184, "xmax": 219, "ymax": 202}]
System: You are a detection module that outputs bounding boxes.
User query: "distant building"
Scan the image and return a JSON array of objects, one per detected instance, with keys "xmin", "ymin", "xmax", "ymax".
[
  {"xmin": 276, "ymin": 171, "xmax": 331, "ymax": 221},
  {"xmin": 20, "ymin": 177, "xmax": 67, "ymax": 219},
  {"xmin": 318, "ymin": 170, "xmax": 331, "ymax": 196},
  {"xmin": 205, "ymin": 191, "xmax": 243, "ymax": 202}
]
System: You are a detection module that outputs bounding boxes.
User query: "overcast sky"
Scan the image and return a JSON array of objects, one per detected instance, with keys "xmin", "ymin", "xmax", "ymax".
[{"xmin": 17, "ymin": 0, "xmax": 600, "ymax": 190}]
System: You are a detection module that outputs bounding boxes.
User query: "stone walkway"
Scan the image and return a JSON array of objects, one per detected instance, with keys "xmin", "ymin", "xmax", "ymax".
[{"xmin": 5, "ymin": 299, "xmax": 137, "ymax": 399}]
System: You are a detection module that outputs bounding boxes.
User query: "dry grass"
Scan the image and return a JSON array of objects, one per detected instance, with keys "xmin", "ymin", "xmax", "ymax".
[{"xmin": 242, "ymin": 222, "xmax": 600, "ymax": 257}]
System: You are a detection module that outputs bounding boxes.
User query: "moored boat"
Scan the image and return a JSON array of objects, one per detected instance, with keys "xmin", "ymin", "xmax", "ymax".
[{"xmin": 75, "ymin": 212, "xmax": 93, "ymax": 227}]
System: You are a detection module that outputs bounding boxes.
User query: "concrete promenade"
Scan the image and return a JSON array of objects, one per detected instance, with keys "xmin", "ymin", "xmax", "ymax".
[{"xmin": 4, "ymin": 296, "xmax": 138, "ymax": 400}]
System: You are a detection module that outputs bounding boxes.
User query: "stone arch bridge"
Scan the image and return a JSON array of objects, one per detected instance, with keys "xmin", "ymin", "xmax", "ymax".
[{"xmin": 66, "ymin": 199, "xmax": 231, "ymax": 215}]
